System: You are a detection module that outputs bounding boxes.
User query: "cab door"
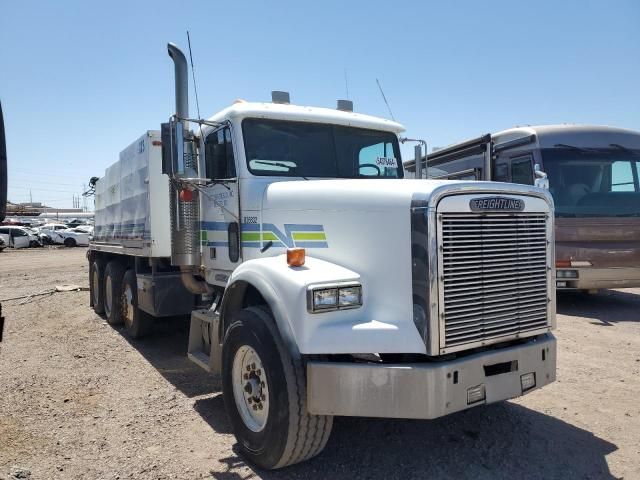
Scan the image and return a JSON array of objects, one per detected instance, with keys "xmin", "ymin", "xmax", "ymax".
[{"xmin": 200, "ymin": 125, "xmax": 241, "ymax": 284}]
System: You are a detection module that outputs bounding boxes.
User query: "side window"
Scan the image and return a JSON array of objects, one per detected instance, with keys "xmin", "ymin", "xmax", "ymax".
[
  {"xmin": 511, "ymin": 156, "xmax": 534, "ymax": 185},
  {"xmin": 14, "ymin": 229, "xmax": 28, "ymax": 237},
  {"xmin": 205, "ymin": 127, "xmax": 236, "ymax": 180},
  {"xmin": 0, "ymin": 228, "xmax": 8, "ymax": 234}
]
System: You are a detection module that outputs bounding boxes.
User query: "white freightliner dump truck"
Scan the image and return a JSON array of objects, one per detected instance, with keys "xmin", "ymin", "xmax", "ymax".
[{"xmin": 88, "ymin": 43, "xmax": 557, "ymax": 469}]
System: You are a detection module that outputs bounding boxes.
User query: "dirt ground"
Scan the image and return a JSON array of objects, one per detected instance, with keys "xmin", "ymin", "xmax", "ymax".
[{"xmin": 0, "ymin": 248, "xmax": 639, "ymax": 480}]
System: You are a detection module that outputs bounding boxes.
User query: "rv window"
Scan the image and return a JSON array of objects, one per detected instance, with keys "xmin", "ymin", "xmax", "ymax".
[
  {"xmin": 494, "ymin": 163, "xmax": 509, "ymax": 182},
  {"xmin": 205, "ymin": 127, "xmax": 236, "ymax": 180},
  {"xmin": 511, "ymin": 157, "xmax": 534, "ymax": 185},
  {"xmin": 543, "ymin": 147, "xmax": 640, "ymax": 217},
  {"xmin": 611, "ymin": 160, "xmax": 635, "ymax": 192}
]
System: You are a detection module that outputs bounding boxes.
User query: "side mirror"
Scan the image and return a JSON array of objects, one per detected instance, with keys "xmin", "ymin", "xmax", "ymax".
[
  {"xmin": 534, "ymin": 163, "xmax": 549, "ymax": 190},
  {"xmin": 161, "ymin": 118, "xmax": 200, "ymax": 179},
  {"xmin": 161, "ymin": 118, "xmax": 186, "ymax": 176},
  {"xmin": 0, "ymin": 101, "xmax": 7, "ymax": 221}
]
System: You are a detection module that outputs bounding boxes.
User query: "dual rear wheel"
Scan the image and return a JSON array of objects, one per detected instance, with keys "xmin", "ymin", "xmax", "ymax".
[{"xmin": 90, "ymin": 258, "xmax": 151, "ymax": 338}]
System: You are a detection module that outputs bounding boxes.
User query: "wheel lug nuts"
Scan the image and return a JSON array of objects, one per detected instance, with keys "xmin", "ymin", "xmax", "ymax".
[
  {"xmin": 246, "ymin": 365, "xmax": 251, "ymax": 372},
  {"xmin": 248, "ymin": 397, "xmax": 252, "ymax": 403},
  {"xmin": 258, "ymin": 404, "xmax": 263, "ymax": 410},
  {"xmin": 260, "ymin": 394, "xmax": 266, "ymax": 401},
  {"xmin": 243, "ymin": 373, "xmax": 249, "ymax": 380},
  {"xmin": 251, "ymin": 363, "xmax": 256, "ymax": 370},
  {"xmin": 256, "ymin": 369, "xmax": 261, "ymax": 376},
  {"xmin": 253, "ymin": 405, "xmax": 258, "ymax": 411}
]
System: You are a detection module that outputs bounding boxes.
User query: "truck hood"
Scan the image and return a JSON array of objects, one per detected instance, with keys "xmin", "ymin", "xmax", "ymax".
[{"xmin": 261, "ymin": 178, "xmax": 520, "ymax": 212}]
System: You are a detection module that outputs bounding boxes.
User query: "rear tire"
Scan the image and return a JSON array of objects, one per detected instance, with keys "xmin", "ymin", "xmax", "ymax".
[
  {"xmin": 222, "ymin": 307, "xmax": 333, "ymax": 469},
  {"xmin": 90, "ymin": 258, "xmax": 106, "ymax": 315},
  {"xmin": 121, "ymin": 269, "xmax": 152, "ymax": 339},
  {"xmin": 103, "ymin": 261, "xmax": 126, "ymax": 325},
  {"xmin": 64, "ymin": 237, "xmax": 76, "ymax": 248}
]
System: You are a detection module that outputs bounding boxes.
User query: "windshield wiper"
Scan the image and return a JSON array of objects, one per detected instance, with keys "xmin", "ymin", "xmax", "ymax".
[
  {"xmin": 610, "ymin": 143, "xmax": 640, "ymax": 156},
  {"xmin": 553, "ymin": 143, "xmax": 600, "ymax": 153},
  {"xmin": 253, "ymin": 160, "xmax": 309, "ymax": 180},
  {"xmin": 254, "ymin": 160, "xmax": 296, "ymax": 170}
]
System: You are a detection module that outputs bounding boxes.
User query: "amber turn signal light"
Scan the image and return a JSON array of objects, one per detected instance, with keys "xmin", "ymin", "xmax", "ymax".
[{"xmin": 287, "ymin": 248, "xmax": 305, "ymax": 267}]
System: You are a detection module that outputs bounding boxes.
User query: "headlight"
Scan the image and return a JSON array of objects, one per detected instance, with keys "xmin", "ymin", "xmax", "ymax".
[
  {"xmin": 338, "ymin": 286, "xmax": 362, "ymax": 307},
  {"xmin": 313, "ymin": 288, "xmax": 338, "ymax": 310},
  {"xmin": 308, "ymin": 284, "xmax": 362, "ymax": 313}
]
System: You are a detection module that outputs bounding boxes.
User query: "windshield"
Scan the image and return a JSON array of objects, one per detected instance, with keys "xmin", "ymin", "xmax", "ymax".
[
  {"xmin": 543, "ymin": 148, "xmax": 640, "ymax": 217},
  {"xmin": 242, "ymin": 118, "xmax": 402, "ymax": 178}
]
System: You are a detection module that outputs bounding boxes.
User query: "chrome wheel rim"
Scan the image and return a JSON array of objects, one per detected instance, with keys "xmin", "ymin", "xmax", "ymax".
[
  {"xmin": 104, "ymin": 274, "xmax": 112, "ymax": 317},
  {"xmin": 92, "ymin": 268, "xmax": 100, "ymax": 306},
  {"xmin": 122, "ymin": 284, "xmax": 134, "ymax": 328},
  {"xmin": 232, "ymin": 345, "xmax": 269, "ymax": 432}
]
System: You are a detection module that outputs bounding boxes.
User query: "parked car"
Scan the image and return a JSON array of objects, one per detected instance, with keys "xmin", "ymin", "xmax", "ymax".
[
  {"xmin": 37, "ymin": 223, "xmax": 70, "ymax": 245},
  {"xmin": 73, "ymin": 225, "xmax": 94, "ymax": 235},
  {"xmin": 57, "ymin": 228, "xmax": 90, "ymax": 247},
  {"xmin": 0, "ymin": 225, "xmax": 42, "ymax": 248}
]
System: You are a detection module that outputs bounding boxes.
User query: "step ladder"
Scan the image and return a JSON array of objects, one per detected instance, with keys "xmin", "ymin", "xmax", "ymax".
[{"xmin": 187, "ymin": 308, "xmax": 222, "ymax": 375}]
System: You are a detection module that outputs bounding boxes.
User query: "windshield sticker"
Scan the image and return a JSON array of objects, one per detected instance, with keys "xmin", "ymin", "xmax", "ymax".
[{"xmin": 375, "ymin": 157, "xmax": 398, "ymax": 168}]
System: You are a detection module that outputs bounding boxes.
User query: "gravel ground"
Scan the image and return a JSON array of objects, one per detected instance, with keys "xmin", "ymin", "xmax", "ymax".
[{"xmin": 0, "ymin": 248, "xmax": 639, "ymax": 479}]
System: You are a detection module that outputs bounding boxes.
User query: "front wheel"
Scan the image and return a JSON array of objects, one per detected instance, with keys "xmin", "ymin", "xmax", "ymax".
[
  {"xmin": 222, "ymin": 307, "xmax": 333, "ymax": 469},
  {"xmin": 64, "ymin": 237, "xmax": 76, "ymax": 248}
]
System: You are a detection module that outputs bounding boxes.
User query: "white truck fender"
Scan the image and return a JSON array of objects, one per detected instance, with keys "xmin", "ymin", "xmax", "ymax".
[{"xmin": 219, "ymin": 254, "xmax": 361, "ymax": 355}]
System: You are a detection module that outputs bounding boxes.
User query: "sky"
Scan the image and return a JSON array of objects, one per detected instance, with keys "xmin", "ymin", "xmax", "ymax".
[{"xmin": 1, "ymin": 0, "xmax": 639, "ymax": 208}]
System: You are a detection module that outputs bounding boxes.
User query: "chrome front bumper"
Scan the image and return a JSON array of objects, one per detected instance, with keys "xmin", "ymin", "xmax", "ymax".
[
  {"xmin": 557, "ymin": 267, "xmax": 640, "ymax": 290},
  {"xmin": 307, "ymin": 333, "xmax": 556, "ymax": 419}
]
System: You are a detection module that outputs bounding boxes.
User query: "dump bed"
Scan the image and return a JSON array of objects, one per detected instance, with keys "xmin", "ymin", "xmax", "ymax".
[{"xmin": 91, "ymin": 131, "xmax": 171, "ymax": 257}]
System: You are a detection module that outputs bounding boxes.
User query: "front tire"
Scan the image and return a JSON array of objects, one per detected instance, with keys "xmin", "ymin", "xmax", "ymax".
[
  {"xmin": 222, "ymin": 307, "xmax": 333, "ymax": 469},
  {"xmin": 64, "ymin": 237, "xmax": 76, "ymax": 248},
  {"xmin": 121, "ymin": 269, "xmax": 152, "ymax": 339}
]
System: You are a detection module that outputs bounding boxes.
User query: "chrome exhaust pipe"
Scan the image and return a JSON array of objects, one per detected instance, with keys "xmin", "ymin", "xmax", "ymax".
[{"xmin": 167, "ymin": 43, "xmax": 189, "ymax": 125}]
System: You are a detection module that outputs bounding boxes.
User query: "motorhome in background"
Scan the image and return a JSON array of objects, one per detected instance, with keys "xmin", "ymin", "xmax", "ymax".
[{"xmin": 405, "ymin": 125, "xmax": 640, "ymax": 291}]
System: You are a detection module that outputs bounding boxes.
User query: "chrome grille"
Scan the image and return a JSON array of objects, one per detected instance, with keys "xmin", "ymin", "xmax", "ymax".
[{"xmin": 439, "ymin": 212, "xmax": 549, "ymax": 350}]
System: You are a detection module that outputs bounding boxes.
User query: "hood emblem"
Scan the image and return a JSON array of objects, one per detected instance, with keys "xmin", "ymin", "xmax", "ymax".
[{"xmin": 469, "ymin": 196, "xmax": 525, "ymax": 212}]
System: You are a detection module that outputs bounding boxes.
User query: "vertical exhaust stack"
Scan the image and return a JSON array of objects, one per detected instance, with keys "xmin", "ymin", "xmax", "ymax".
[
  {"xmin": 167, "ymin": 43, "xmax": 202, "ymax": 272},
  {"xmin": 167, "ymin": 43, "xmax": 189, "ymax": 128}
]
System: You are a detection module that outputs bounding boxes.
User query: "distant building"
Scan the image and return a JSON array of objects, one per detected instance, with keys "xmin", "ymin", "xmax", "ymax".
[{"xmin": 6, "ymin": 201, "xmax": 84, "ymax": 216}]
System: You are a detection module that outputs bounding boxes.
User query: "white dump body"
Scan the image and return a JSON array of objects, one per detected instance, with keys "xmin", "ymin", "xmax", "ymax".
[{"xmin": 92, "ymin": 131, "xmax": 171, "ymax": 257}]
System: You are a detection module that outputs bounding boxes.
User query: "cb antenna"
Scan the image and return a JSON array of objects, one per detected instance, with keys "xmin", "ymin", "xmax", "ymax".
[
  {"xmin": 344, "ymin": 69, "xmax": 350, "ymax": 100},
  {"xmin": 376, "ymin": 78, "xmax": 395, "ymax": 121},
  {"xmin": 186, "ymin": 31, "xmax": 202, "ymax": 121}
]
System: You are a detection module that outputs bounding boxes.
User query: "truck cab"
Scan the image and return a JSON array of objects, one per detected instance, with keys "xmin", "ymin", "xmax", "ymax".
[{"xmin": 87, "ymin": 43, "xmax": 557, "ymax": 470}]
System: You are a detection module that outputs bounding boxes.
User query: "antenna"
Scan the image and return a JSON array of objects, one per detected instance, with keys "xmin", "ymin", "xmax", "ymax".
[
  {"xmin": 344, "ymin": 69, "xmax": 350, "ymax": 100},
  {"xmin": 186, "ymin": 31, "xmax": 202, "ymax": 121},
  {"xmin": 376, "ymin": 78, "xmax": 395, "ymax": 121}
]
